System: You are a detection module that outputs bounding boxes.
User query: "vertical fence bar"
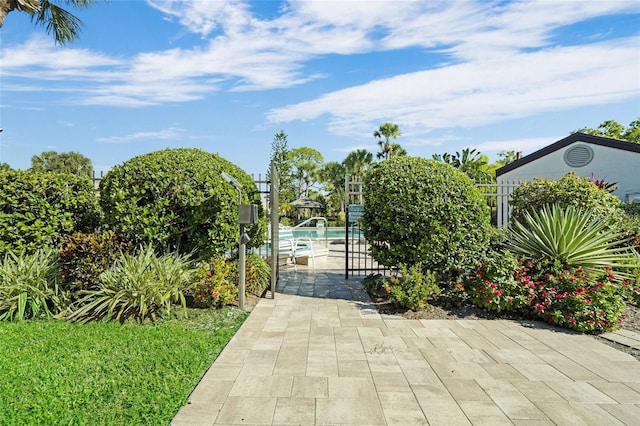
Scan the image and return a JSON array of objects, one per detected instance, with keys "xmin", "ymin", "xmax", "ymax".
[{"xmin": 270, "ymin": 161, "xmax": 279, "ymax": 296}]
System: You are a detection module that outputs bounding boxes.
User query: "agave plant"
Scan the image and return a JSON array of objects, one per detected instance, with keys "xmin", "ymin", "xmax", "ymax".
[
  {"xmin": 506, "ymin": 204, "xmax": 639, "ymax": 279},
  {"xmin": 69, "ymin": 245, "xmax": 194, "ymax": 324},
  {"xmin": 0, "ymin": 248, "xmax": 67, "ymax": 321}
]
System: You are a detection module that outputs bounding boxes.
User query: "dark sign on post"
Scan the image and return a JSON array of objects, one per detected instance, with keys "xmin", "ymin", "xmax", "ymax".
[
  {"xmin": 348, "ymin": 204, "xmax": 364, "ymax": 223},
  {"xmin": 238, "ymin": 204, "xmax": 258, "ymax": 224}
]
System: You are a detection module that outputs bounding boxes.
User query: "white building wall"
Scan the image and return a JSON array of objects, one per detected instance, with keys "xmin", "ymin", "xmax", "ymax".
[{"xmin": 498, "ymin": 142, "xmax": 640, "ymax": 202}]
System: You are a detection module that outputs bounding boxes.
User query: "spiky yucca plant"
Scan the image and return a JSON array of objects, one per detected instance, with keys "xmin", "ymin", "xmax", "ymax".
[
  {"xmin": 69, "ymin": 245, "xmax": 193, "ymax": 324},
  {"xmin": 507, "ymin": 204, "xmax": 639, "ymax": 279}
]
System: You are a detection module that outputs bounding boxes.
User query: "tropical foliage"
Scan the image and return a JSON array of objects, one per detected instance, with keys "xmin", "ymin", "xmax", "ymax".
[
  {"xmin": 244, "ymin": 253, "xmax": 271, "ymax": 297},
  {"xmin": 0, "ymin": 0, "xmax": 98, "ymax": 45},
  {"xmin": 343, "ymin": 149, "xmax": 373, "ymax": 178},
  {"xmin": 0, "ymin": 248, "xmax": 67, "ymax": 321},
  {"xmin": 465, "ymin": 250, "xmax": 532, "ymax": 313},
  {"xmin": 69, "ymin": 246, "xmax": 193, "ymax": 324},
  {"xmin": 433, "ymin": 148, "xmax": 492, "ymax": 182},
  {"xmin": 290, "ymin": 147, "xmax": 323, "ymax": 197},
  {"xmin": 507, "ymin": 204, "xmax": 638, "ymax": 278}
]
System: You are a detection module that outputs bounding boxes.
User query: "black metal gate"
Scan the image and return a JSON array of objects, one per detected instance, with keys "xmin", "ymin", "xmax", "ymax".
[
  {"xmin": 252, "ymin": 161, "xmax": 278, "ymax": 295},
  {"xmin": 344, "ymin": 174, "xmax": 392, "ymax": 279}
]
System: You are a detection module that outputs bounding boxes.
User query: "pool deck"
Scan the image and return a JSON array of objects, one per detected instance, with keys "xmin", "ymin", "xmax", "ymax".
[{"xmin": 172, "ymin": 251, "xmax": 640, "ymax": 425}]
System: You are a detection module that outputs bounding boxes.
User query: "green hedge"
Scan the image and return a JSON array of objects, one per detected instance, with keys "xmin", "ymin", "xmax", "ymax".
[
  {"xmin": 99, "ymin": 148, "xmax": 266, "ymax": 259},
  {"xmin": 509, "ymin": 172, "xmax": 623, "ymax": 229},
  {"xmin": 0, "ymin": 170, "xmax": 100, "ymax": 255},
  {"xmin": 361, "ymin": 156, "xmax": 491, "ymax": 276}
]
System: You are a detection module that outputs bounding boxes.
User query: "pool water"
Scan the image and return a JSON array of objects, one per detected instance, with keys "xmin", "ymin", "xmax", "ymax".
[{"xmin": 291, "ymin": 226, "xmax": 362, "ymax": 240}]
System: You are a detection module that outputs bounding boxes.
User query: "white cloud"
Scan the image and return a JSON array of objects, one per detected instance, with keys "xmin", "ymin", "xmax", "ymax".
[
  {"xmin": 97, "ymin": 127, "xmax": 186, "ymax": 144},
  {"xmin": 267, "ymin": 37, "xmax": 640, "ymax": 137},
  {"xmin": 1, "ymin": 0, "xmax": 638, "ymax": 112},
  {"xmin": 474, "ymin": 137, "xmax": 555, "ymax": 154}
]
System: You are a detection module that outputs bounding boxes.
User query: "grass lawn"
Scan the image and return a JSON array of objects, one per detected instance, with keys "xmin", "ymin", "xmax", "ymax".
[{"xmin": 0, "ymin": 307, "xmax": 248, "ymax": 425}]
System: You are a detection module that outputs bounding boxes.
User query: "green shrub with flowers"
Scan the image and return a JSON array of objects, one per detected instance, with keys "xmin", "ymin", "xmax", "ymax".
[
  {"xmin": 619, "ymin": 277, "xmax": 640, "ymax": 306},
  {"xmin": 191, "ymin": 258, "xmax": 237, "ymax": 308},
  {"xmin": 531, "ymin": 268, "xmax": 624, "ymax": 332},
  {"xmin": 465, "ymin": 258, "xmax": 626, "ymax": 332},
  {"xmin": 464, "ymin": 250, "xmax": 533, "ymax": 313}
]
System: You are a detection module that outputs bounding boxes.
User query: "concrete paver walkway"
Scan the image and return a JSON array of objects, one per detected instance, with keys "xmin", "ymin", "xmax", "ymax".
[{"xmin": 173, "ymin": 255, "xmax": 640, "ymax": 425}]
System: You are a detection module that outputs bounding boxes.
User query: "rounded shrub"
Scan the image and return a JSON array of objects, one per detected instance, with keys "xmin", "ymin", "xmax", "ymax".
[
  {"xmin": 361, "ymin": 156, "xmax": 491, "ymax": 276},
  {"xmin": 99, "ymin": 148, "xmax": 266, "ymax": 259},
  {"xmin": 509, "ymin": 172, "xmax": 623, "ymax": 229},
  {"xmin": 0, "ymin": 170, "xmax": 100, "ymax": 255}
]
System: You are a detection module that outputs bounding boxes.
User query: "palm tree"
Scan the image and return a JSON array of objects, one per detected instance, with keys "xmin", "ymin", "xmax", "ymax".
[
  {"xmin": 434, "ymin": 148, "xmax": 491, "ymax": 182},
  {"xmin": 342, "ymin": 149, "xmax": 372, "ymax": 205},
  {"xmin": 342, "ymin": 149, "xmax": 373, "ymax": 178},
  {"xmin": 373, "ymin": 122, "xmax": 402, "ymax": 160},
  {"xmin": 384, "ymin": 142, "xmax": 407, "ymax": 159},
  {"xmin": 0, "ymin": 0, "xmax": 97, "ymax": 45},
  {"xmin": 319, "ymin": 161, "xmax": 347, "ymax": 212}
]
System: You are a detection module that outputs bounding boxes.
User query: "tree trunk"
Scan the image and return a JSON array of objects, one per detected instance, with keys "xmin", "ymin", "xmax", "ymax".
[{"xmin": 0, "ymin": 0, "xmax": 41, "ymax": 27}]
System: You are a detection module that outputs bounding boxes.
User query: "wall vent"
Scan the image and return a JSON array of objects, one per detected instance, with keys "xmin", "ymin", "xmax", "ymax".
[{"xmin": 564, "ymin": 144, "xmax": 594, "ymax": 167}]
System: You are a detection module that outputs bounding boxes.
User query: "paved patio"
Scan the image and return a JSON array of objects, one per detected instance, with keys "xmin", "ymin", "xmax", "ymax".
[{"xmin": 173, "ymin": 251, "xmax": 640, "ymax": 425}]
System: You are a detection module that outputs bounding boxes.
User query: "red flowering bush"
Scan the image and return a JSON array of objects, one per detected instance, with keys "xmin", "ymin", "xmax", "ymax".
[
  {"xmin": 464, "ymin": 251, "xmax": 533, "ymax": 313},
  {"xmin": 465, "ymin": 251, "xmax": 626, "ymax": 332},
  {"xmin": 617, "ymin": 279, "xmax": 640, "ymax": 306},
  {"xmin": 532, "ymin": 268, "xmax": 624, "ymax": 332},
  {"xmin": 191, "ymin": 258, "xmax": 237, "ymax": 308}
]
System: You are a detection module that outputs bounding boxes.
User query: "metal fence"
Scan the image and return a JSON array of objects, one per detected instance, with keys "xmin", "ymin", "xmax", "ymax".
[{"xmin": 344, "ymin": 174, "xmax": 394, "ymax": 279}]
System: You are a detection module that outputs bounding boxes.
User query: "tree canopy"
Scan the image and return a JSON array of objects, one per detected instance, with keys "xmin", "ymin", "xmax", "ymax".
[
  {"xmin": 289, "ymin": 147, "xmax": 323, "ymax": 198},
  {"xmin": 432, "ymin": 148, "xmax": 491, "ymax": 182},
  {"xmin": 343, "ymin": 149, "xmax": 373, "ymax": 178},
  {"xmin": 30, "ymin": 150, "xmax": 93, "ymax": 177},
  {"xmin": 574, "ymin": 117, "xmax": 640, "ymax": 144}
]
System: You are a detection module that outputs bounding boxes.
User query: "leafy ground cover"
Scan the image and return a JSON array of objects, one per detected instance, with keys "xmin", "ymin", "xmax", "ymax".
[{"xmin": 0, "ymin": 307, "xmax": 247, "ymax": 425}]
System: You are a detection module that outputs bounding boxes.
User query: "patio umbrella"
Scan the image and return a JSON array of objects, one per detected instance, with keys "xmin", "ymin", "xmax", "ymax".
[{"xmin": 290, "ymin": 197, "xmax": 323, "ymax": 209}]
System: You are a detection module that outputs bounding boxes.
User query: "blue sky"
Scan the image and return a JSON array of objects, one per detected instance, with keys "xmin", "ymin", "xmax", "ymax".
[{"xmin": 1, "ymin": 0, "xmax": 639, "ymax": 177}]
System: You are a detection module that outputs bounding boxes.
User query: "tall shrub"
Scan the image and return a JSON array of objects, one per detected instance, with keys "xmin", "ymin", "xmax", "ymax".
[
  {"xmin": 509, "ymin": 172, "xmax": 623, "ymax": 229},
  {"xmin": 0, "ymin": 170, "xmax": 100, "ymax": 255},
  {"xmin": 99, "ymin": 148, "xmax": 266, "ymax": 259},
  {"xmin": 361, "ymin": 156, "xmax": 491, "ymax": 276}
]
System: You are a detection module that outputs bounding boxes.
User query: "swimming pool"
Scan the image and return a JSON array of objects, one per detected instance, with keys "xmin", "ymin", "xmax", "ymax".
[{"xmin": 291, "ymin": 226, "xmax": 362, "ymax": 240}]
